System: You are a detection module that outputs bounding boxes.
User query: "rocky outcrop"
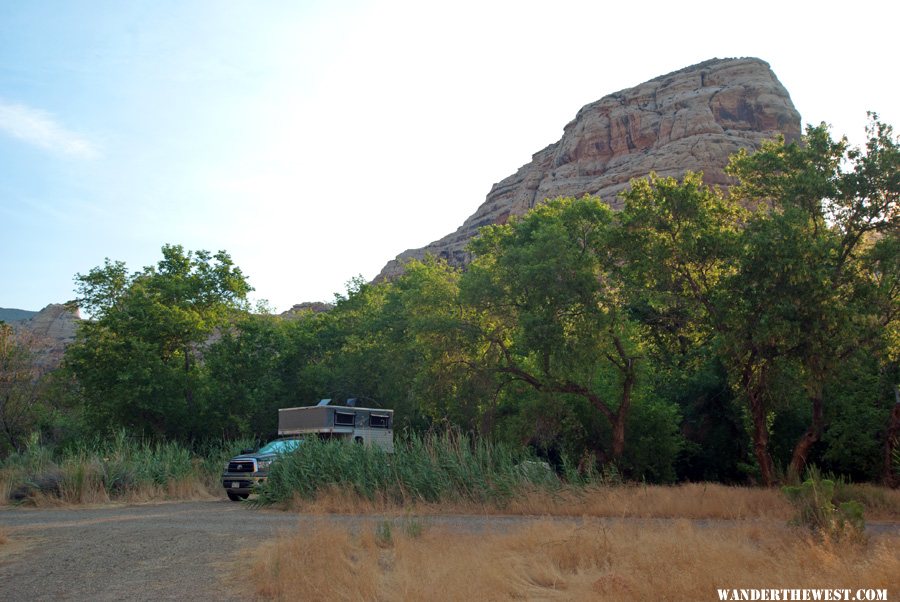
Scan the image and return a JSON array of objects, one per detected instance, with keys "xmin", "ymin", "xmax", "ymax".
[
  {"xmin": 281, "ymin": 301, "xmax": 334, "ymax": 319},
  {"xmin": 12, "ymin": 304, "xmax": 81, "ymax": 370},
  {"xmin": 379, "ymin": 57, "xmax": 801, "ymax": 278},
  {"xmin": 23, "ymin": 304, "xmax": 80, "ymax": 343}
]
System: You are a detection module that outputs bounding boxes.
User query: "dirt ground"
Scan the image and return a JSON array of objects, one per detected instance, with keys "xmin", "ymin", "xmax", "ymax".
[
  {"xmin": 1, "ymin": 500, "xmax": 898, "ymax": 601},
  {"xmin": 0, "ymin": 500, "xmax": 550, "ymax": 601},
  {"xmin": 0, "ymin": 500, "xmax": 308, "ymax": 601}
]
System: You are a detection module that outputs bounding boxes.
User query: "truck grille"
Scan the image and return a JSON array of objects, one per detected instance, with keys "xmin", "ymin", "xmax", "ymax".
[{"xmin": 228, "ymin": 460, "xmax": 256, "ymax": 473}]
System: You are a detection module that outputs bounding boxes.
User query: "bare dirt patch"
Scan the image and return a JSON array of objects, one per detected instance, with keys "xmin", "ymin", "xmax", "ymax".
[{"xmin": 0, "ymin": 500, "xmax": 300, "ymax": 601}]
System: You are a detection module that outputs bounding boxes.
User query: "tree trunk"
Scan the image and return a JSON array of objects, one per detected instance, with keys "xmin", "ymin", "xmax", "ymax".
[
  {"xmin": 740, "ymin": 357, "xmax": 777, "ymax": 486},
  {"xmin": 788, "ymin": 388, "xmax": 825, "ymax": 479},
  {"xmin": 749, "ymin": 393, "xmax": 777, "ymax": 487},
  {"xmin": 184, "ymin": 346, "xmax": 195, "ymax": 439},
  {"xmin": 609, "ymin": 366, "xmax": 635, "ymax": 460},
  {"xmin": 882, "ymin": 386, "xmax": 900, "ymax": 487}
]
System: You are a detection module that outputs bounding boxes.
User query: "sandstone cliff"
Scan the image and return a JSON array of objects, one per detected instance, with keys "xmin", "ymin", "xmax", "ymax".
[
  {"xmin": 379, "ymin": 57, "xmax": 800, "ymax": 278},
  {"xmin": 11, "ymin": 304, "xmax": 81, "ymax": 371}
]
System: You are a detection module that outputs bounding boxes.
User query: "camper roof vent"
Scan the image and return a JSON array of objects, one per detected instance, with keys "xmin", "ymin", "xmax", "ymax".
[{"xmin": 317, "ymin": 398, "xmax": 332, "ymax": 406}]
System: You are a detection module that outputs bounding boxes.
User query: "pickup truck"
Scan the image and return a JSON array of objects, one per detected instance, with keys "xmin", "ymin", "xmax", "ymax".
[{"xmin": 221, "ymin": 438, "xmax": 300, "ymax": 501}]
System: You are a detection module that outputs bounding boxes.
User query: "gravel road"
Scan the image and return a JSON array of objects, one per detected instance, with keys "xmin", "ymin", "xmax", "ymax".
[
  {"xmin": 0, "ymin": 500, "xmax": 304, "ymax": 601},
  {"xmin": 0, "ymin": 499, "xmax": 545, "ymax": 602},
  {"xmin": 1, "ymin": 500, "xmax": 898, "ymax": 601}
]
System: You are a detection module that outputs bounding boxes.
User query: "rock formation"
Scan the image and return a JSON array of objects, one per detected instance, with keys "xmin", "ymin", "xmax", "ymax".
[
  {"xmin": 10, "ymin": 304, "xmax": 81, "ymax": 370},
  {"xmin": 281, "ymin": 301, "xmax": 334, "ymax": 318},
  {"xmin": 379, "ymin": 57, "xmax": 801, "ymax": 279},
  {"xmin": 22, "ymin": 304, "xmax": 80, "ymax": 343}
]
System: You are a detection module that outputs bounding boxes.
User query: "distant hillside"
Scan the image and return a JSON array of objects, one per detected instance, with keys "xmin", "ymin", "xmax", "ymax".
[{"xmin": 0, "ymin": 307, "xmax": 38, "ymax": 323}]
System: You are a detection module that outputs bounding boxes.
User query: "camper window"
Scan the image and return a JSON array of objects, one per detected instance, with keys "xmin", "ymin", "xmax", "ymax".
[
  {"xmin": 370, "ymin": 414, "xmax": 390, "ymax": 429},
  {"xmin": 334, "ymin": 411, "xmax": 355, "ymax": 427}
]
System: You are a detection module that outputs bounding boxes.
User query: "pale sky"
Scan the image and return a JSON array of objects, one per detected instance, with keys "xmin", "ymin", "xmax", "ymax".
[{"xmin": 2, "ymin": 0, "xmax": 897, "ymax": 313}]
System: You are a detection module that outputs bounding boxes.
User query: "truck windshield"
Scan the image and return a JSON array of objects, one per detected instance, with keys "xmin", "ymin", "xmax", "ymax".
[{"xmin": 257, "ymin": 439, "xmax": 302, "ymax": 454}]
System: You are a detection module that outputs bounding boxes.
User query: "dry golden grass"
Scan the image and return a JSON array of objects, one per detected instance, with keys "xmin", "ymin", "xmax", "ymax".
[
  {"xmin": 0, "ymin": 527, "xmax": 8, "ymax": 546},
  {"xmin": 507, "ymin": 483, "xmax": 796, "ymax": 520},
  {"xmin": 835, "ymin": 483, "xmax": 900, "ymax": 521},
  {"xmin": 280, "ymin": 482, "xmax": 900, "ymax": 522},
  {"xmin": 249, "ymin": 519, "xmax": 899, "ymax": 601},
  {"xmin": 1, "ymin": 476, "xmax": 218, "ymax": 507},
  {"xmin": 279, "ymin": 483, "xmax": 797, "ymax": 521}
]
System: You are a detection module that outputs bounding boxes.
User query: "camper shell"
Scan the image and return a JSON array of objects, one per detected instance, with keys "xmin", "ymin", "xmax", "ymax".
[
  {"xmin": 221, "ymin": 399, "xmax": 394, "ymax": 501},
  {"xmin": 278, "ymin": 400, "xmax": 394, "ymax": 453}
]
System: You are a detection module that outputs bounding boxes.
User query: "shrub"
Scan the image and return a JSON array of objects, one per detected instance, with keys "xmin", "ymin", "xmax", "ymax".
[{"xmin": 782, "ymin": 467, "xmax": 865, "ymax": 541}]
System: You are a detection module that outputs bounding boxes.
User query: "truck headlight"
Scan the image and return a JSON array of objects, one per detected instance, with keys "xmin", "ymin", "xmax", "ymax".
[{"xmin": 257, "ymin": 459, "xmax": 273, "ymax": 471}]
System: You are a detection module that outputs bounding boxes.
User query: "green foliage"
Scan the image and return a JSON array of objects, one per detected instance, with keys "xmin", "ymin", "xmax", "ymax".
[
  {"xmin": 255, "ymin": 433, "xmax": 566, "ymax": 507},
  {"xmin": 65, "ymin": 245, "xmax": 252, "ymax": 440},
  {"xmin": 668, "ymin": 362, "xmax": 749, "ymax": 483},
  {"xmin": 815, "ymin": 354, "xmax": 893, "ymax": 480},
  {"xmin": 618, "ymin": 116, "xmax": 900, "ymax": 485},
  {"xmin": 320, "ymin": 262, "xmax": 484, "ymax": 431},
  {"xmin": 2, "ymin": 430, "xmax": 252, "ymax": 502},
  {"xmin": 374, "ymin": 520, "xmax": 393, "ymax": 547},
  {"xmin": 3, "ymin": 432, "xmax": 54, "ymax": 475},
  {"xmin": 0, "ymin": 325, "xmax": 47, "ymax": 454},
  {"xmin": 623, "ymin": 398, "xmax": 683, "ymax": 483},
  {"xmin": 462, "ymin": 196, "xmax": 643, "ymax": 461},
  {"xmin": 782, "ymin": 467, "xmax": 866, "ymax": 540},
  {"xmin": 201, "ymin": 312, "xmax": 326, "ymax": 439}
]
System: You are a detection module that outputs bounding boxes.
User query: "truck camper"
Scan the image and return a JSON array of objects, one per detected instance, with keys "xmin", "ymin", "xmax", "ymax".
[{"xmin": 221, "ymin": 399, "xmax": 393, "ymax": 500}]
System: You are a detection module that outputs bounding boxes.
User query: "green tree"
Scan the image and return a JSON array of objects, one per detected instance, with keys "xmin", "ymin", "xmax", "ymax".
[
  {"xmin": 462, "ymin": 197, "xmax": 645, "ymax": 462},
  {"xmin": 727, "ymin": 116, "xmax": 900, "ymax": 479},
  {"xmin": 65, "ymin": 245, "xmax": 252, "ymax": 439},
  {"xmin": 308, "ymin": 263, "xmax": 487, "ymax": 432},
  {"xmin": 620, "ymin": 116, "xmax": 899, "ymax": 485},
  {"xmin": 0, "ymin": 324, "xmax": 45, "ymax": 453},
  {"xmin": 379, "ymin": 258, "xmax": 493, "ymax": 431},
  {"xmin": 201, "ymin": 311, "xmax": 326, "ymax": 439},
  {"xmin": 311, "ymin": 277, "xmax": 400, "ymax": 414},
  {"xmin": 618, "ymin": 173, "xmax": 755, "ymax": 474}
]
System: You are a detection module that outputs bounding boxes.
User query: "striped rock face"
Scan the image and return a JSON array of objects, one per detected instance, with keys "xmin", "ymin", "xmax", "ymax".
[
  {"xmin": 9, "ymin": 303, "xmax": 81, "ymax": 371},
  {"xmin": 378, "ymin": 57, "xmax": 800, "ymax": 279}
]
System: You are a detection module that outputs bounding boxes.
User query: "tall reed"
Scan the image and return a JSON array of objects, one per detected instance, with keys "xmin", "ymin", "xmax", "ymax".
[
  {"xmin": 256, "ymin": 433, "xmax": 563, "ymax": 507},
  {"xmin": 1, "ymin": 430, "xmax": 256, "ymax": 504}
]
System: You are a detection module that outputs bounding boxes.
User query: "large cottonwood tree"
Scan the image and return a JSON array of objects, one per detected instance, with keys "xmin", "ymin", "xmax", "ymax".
[
  {"xmin": 66, "ymin": 244, "xmax": 252, "ymax": 439},
  {"xmin": 619, "ymin": 116, "xmax": 899, "ymax": 485},
  {"xmin": 462, "ymin": 197, "xmax": 644, "ymax": 461}
]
